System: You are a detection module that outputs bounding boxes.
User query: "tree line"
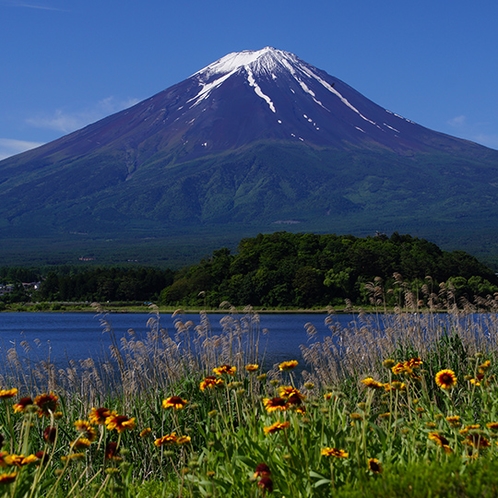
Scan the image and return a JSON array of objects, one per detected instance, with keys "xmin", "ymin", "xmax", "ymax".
[
  {"xmin": 159, "ymin": 232, "xmax": 498, "ymax": 308},
  {"xmin": 1, "ymin": 232, "xmax": 497, "ymax": 308}
]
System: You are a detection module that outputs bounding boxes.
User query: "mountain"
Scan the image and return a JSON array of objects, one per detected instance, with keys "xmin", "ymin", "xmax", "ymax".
[{"xmin": 1, "ymin": 46, "xmax": 498, "ymax": 267}]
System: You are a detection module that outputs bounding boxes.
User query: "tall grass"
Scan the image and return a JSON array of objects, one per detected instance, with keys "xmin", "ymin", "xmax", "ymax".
[{"xmin": 0, "ymin": 292, "xmax": 498, "ymax": 496}]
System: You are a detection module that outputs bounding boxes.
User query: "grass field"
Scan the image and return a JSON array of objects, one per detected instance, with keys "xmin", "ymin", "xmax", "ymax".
[{"xmin": 1, "ymin": 302, "xmax": 498, "ymax": 497}]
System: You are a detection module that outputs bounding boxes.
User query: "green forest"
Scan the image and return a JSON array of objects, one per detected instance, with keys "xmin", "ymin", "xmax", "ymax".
[
  {"xmin": 159, "ymin": 232, "xmax": 498, "ymax": 308},
  {"xmin": 1, "ymin": 232, "xmax": 497, "ymax": 309}
]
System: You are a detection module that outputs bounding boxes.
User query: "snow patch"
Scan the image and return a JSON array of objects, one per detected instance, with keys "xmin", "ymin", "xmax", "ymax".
[
  {"xmin": 355, "ymin": 126, "xmax": 365, "ymax": 133},
  {"xmin": 246, "ymin": 66, "xmax": 276, "ymax": 113},
  {"xmin": 383, "ymin": 123, "xmax": 400, "ymax": 133}
]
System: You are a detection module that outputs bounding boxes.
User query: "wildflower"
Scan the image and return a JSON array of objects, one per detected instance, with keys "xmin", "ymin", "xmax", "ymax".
[
  {"xmin": 105, "ymin": 414, "xmax": 135, "ymax": 433},
  {"xmin": 435, "ymin": 369, "xmax": 457, "ymax": 390},
  {"xmin": 486, "ymin": 422, "xmax": 498, "ymax": 430},
  {"xmin": 104, "ymin": 442, "xmax": 120, "ymax": 460},
  {"xmin": 465, "ymin": 434, "xmax": 491, "ymax": 448},
  {"xmin": 61, "ymin": 453, "xmax": 85, "ymax": 462},
  {"xmin": 154, "ymin": 433, "xmax": 178, "ymax": 446},
  {"xmin": 257, "ymin": 476, "xmax": 273, "ymax": 493},
  {"xmin": 304, "ymin": 382, "xmax": 315, "ymax": 389},
  {"xmin": 254, "ymin": 463, "xmax": 271, "ymax": 478},
  {"xmin": 263, "ymin": 397, "xmax": 288, "ymax": 412},
  {"xmin": 446, "ymin": 416, "xmax": 462, "ymax": 427},
  {"xmin": 0, "ymin": 472, "xmax": 17, "ymax": 485},
  {"xmin": 278, "ymin": 360, "xmax": 298, "ymax": 371},
  {"xmin": 263, "ymin": 421, "xmax": 290, "ymax": 435},
  {"xmin": 460, "ymin": 424, "xmax": 481, "ymax": 435},
  {"xmin": 12, "ymin": 397, "xmax": 33, "ymax": 413},
  {"xmin": 382, "ymin": 359, "xmax": 396, "ymax": 369},
  {"xmin": 70, "ymin": 438, "xmax": 92, "ymax": 450},
  {"xmin": 176, "ymin": 435, "xmax": 191, "ymax": 445},
  {"xmin": 245, "ymin": 364, "xmax": 259, "ymax": 372},
  {"xmin": 162, "ymin": 396, "xmax": 188, "ymax": 410},
  {"xmin": 278, "ymin": 386, "xmax": 305, "ymax": 400},
  {"xmin": 361, "ymin": 377, "xmax": 384, "ymax": 389},
  {"xmin": 323, "ymin": 393, "xmax": 334, "ymax": 400},
  {"xmin": 140, "ymin": 428, "xmax": 152, "ymax": 438},
  {"xmin": 34, "ymin": 392, "xmax": 58, "ymax": 417},
  {"xmin": 257, "ymin": 374, "xmax": 267, "ymax": 381},
  {"xmin": 321, "ymin": 447, "xmax": 348, "ymax": 458},
  {"xmin": 0, "ymin": 388, "xmax": 18, "ymax": 399},
  {"xmin": 367, "ymin": 458, "xmax": 382, "ymax": 473},
  {"xmin": 378, "ymin": 412, "xmax": 391, "ymax": 419},
  {"xmin": 213, "ymin": 364, "xmax": 236, "ymax": 376},
  {"xmin": 200, "ymin": 376, "xmax": 224, "ymax": 391},
  {"xmin": 479, "ymin": 359, "xmax": 491, "ymax": 371},
  {"xmin": 428, "ymin": 432, "xmax": 450, "ymax": 447},
  {"xmin": 43, "ymin": 426, "xmax": 57, "ymax": 444},
  {"xmin": 350, "ymin": 412, "xmax": 363, "ymax": 420},
  {"xmin": 74, "ymin": 420, "xmax": 97, "ymax": 442},
  {"xmin": 89, "ymin": 407, "xmax": 111, "ymax": 425},
  {"xmin": 5, "ymin": 454, "xmax": 38, "ymax": 467}
]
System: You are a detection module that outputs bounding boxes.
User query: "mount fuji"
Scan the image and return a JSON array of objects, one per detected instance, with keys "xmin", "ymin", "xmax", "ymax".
[{"xmin": 1, "ymin": 47, "xmax": 498, "ymax": 266}]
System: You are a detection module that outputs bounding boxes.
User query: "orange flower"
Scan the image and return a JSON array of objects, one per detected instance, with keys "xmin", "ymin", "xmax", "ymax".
[
  {"xmin": 12, "ymin": 397, "xmax": 33, "ymax": 413},
  {"xmin": 435, "ymin": 369, "xmax": 457, "ymax": 390},
  {"xmin": 89, "ymin": 407, "xmax": 111, "ymax": 425},
  {"xmin": 105, "ymin": 414, "xmax": 135, "ymax": 433},
  {"xmin": 74, "ymin": 420, "xmax": 97, "ymax": 442},
  {"xmin": 321, "ymin": 447, "xmax": 348, "ymax": 458},
  {"xmin": 0, "ymin": 472, "xmax": 17, "ymax": 485},
  {"xmin": 154, "ymin": 433, "xmax": 178, "ymax": 446},
  {"xmin": 34, "ymin": 393, "xmax": 58, "ymax": 417},
  {"xmin": 0, "ymin": 388, "xmax": 18, "ymax": 399},
  {"xmin": 70, "ymin": 438, "xmax": 92, "ymax": 450},
  {"xmin": 162, "ymin": 396, "xmax": 188, "ymax": 410},
  {"xmin": 213, "ymin": 364, "xmax": 236, "ymax": 376},
  {"xmin": 245, "ymin": 364, "xmax": 259, "ymax": 372},
  {"xmin": 263, "ymin": 421, "xmax": 290, "ymax": 435},
  {"xmin": 278, "ymin": 386, "xmax": 305, "ymax": 400},
  {"xmin": 200, "ymin": 376, "xmax": 224, "ymax": 391},
  {"xmin": 263, "ymin": 397, "xmax": 288, "ymax": 412},
  {"xmin": 428, "ymin": 432, "xmax": 450, "ymax": 447},
  {"xmin": 278, "ymin": 360, "xmax": 298, "ymax": 371},
  {"xmin": 140, "ymin": 428, "xmax": 152, "ymax": 438},
  {"xmin": 361, "ymin": 377, "xmax": 384, "ymax": 389}
]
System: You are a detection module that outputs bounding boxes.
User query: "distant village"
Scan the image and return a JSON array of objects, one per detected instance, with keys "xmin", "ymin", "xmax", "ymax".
[{"xmin": 0, "ymin": 281, "xmax": 40, "ymax": 297}]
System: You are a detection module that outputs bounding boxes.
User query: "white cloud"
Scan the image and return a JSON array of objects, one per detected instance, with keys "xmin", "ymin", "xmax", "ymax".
[
  {"xmin": 447, "ymin": 115, "xmax": 466, "ymax": 127},
  {"xmin": 26, "ymin": 96, "xmax": 140, "ymax": 134},
  {"xmin": 4, "ymin": 0, "xmax": 68, "ymax": 11},
  {"xmin": 0, "ymin": 138, "xmax": 44, "ymax": 160}
]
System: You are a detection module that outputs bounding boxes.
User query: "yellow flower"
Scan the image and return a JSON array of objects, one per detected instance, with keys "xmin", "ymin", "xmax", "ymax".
[
  {"xmin": 176, "ymin": 435, "xmax": 191, "ymax": 445},
  {"xmin": 70, "ymin": 438, "xmax": 92, "ymax": 450},
  {"xmin": 212, "ymin": 364, "xmax": 236, "ymax": 376},
  {"xmin": 105, "ymin": 414, "xmax": 136, "ymax": 433},
  {"xmin": 140, "ymin": 428, "xmax": 152, "ymax": 438},
  {"xmin": 89, "ymin": 407, "xmax": 111, "ymax": 425},
  {"xmin": 12, "ymin": 397, "xmax": 33, "ymax": 413},
  {"xmin": 200, "ymin": 376, "xmax": 224, "ymax": 391},
  {"xmin": 154, "ymin": 433, "xmax": 177, "ymax": 446},
  {"xmin": 245, "ymin": 364, "xmax": 259, "ymax": 372},
  {"xmin": 486, "ymin": 422, "xmax": 498, "ymax": 430},
  {"xmin": 446, "ymin": 415, "xmax": 461, "ymax": 427},
  {"xmin": 278, "ymin": 360, "xmax": 298, "ymax": 371},
  {"xmin": 162, "ymin": 396, "xmax": 188, "ymax": 410},
  {"xmin": 278, "ymin": 386, "xmax": 305, "ymax": 400},
  {"xmin": 361, "ymin": 377, "xmax": 384, "ymax": 389},
  {"xmin": 367, "ymin": 458, "xmax": 382, "ymax": 473},
  {"xmin": 321, "ymin": 447, "xmax": 348, "ymax": 458},
  {"xmin": 263, "ymin": 421, "xmax": 290, "ymax": 435},
  {"xmin": 0, "ymin": 388, "xmax": 18, "ymax": 399},
  {"xmin": 74, "ymin": 420, "xmax": 97, "ymax": 442},
  {"xmin": 435, "ymin": 369, "xmax": 457, "ymax": 390},
  {"xmin": 263, "ymin": 397, "xmax": 288, "ymax": 412},
  {"xmin": 0, "ymin": 472, "xmax": 17, "ymax": 484},
  {"xmin": 428, "ymin": 432, "xmax": 450, "ymax": 447}
]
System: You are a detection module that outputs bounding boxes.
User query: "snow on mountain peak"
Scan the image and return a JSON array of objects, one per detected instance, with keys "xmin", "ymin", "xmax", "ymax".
[{"xmin": 193, "ymin": 47, "xmax": 296, "ymax": 79}]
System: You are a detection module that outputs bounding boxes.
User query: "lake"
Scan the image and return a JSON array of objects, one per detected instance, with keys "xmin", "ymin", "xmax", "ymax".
[
  {"xmin": 0, "ymin": 310, "xmax": 492, "ymax": 372},
  {"xmin": 0, "ymin": 311, "xmax": 359, "ymax": 369}
]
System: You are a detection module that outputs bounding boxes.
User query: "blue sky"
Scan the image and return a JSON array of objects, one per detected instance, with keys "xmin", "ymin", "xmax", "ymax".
[{"xmin": 1, "ymin": 0, "xmax": 497, "ymax": 159}]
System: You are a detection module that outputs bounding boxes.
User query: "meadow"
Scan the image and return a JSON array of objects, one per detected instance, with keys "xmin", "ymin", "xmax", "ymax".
[{"xmin": 1, "ymin": 297, "xmax": 498, "ymax": 497}]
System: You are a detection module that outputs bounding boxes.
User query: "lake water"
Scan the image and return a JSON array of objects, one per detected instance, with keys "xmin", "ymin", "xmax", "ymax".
[
  {"xmin": 0, "ymin": 311, "xmax": 493, "ymax": 372},
  {"xmin": 0, "ymin": 311, "xmax": 359, "ymax": 368}
]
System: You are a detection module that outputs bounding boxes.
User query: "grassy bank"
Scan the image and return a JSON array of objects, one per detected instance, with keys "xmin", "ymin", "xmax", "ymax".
[{"xmin": 1, "ymin": 305, "xmax": 498, "ymax": 496}]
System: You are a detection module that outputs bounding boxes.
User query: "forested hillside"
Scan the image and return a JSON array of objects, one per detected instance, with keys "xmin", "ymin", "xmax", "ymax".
[{"xmin": 159, "ymin": 232, "xmax": 498, "ymax": 308}]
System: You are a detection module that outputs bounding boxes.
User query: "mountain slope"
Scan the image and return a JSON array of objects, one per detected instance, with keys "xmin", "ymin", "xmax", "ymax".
[{"xmin": 1, "ymin": 47, "xmax": 498, "ymax": 266}]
